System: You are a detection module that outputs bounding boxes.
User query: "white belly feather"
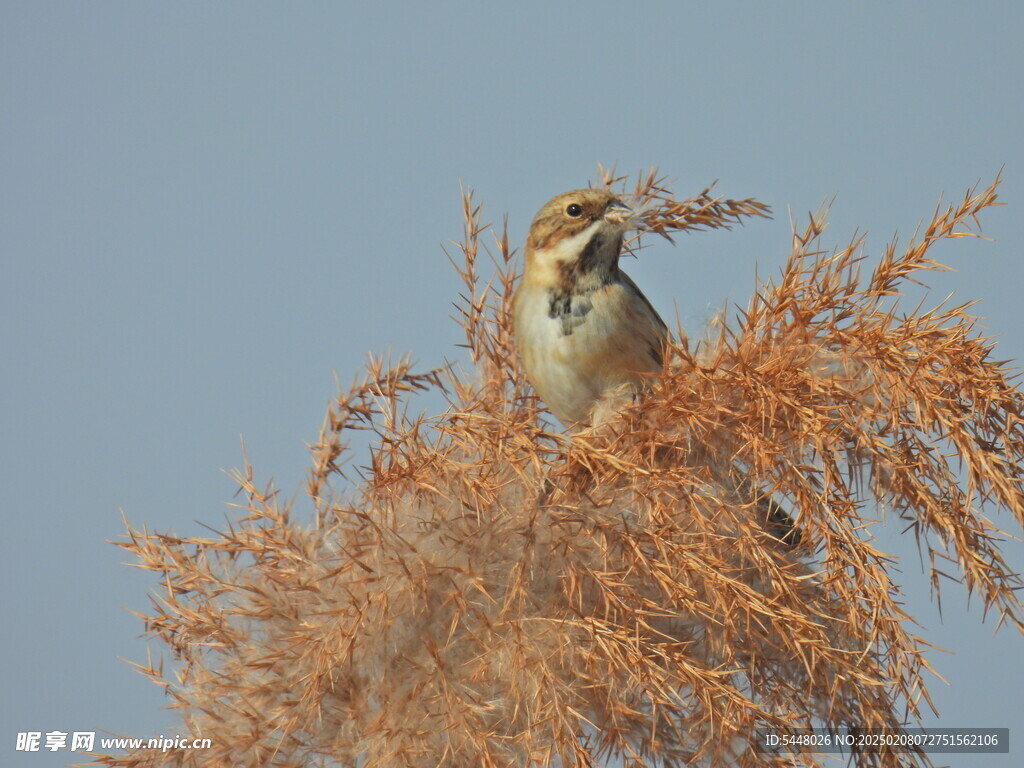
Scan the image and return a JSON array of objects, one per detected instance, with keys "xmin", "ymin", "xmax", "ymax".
[{"xmin": 514, "ymin": 279, "xmax": 665, "ymax": 426}]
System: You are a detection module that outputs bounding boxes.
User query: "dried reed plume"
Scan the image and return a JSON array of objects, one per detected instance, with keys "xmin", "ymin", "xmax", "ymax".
[{"xmin": 95, "ymin": 171, "xmax": 1022, "ymax": 768}]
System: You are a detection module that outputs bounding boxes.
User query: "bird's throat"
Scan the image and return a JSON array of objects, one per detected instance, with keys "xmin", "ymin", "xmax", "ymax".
[{"xmin": 541, "ymin": 228, "xmax": 623, "ymax": 296}]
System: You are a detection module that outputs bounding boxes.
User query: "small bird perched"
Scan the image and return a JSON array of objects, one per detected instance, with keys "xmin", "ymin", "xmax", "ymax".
[
  {"xmin": 513, "ymin": 187, "xmax": 800, "ymax": 548},
  {"xmin": 512, "ymin": 188, "xmax": 668, "ymax": 429}
]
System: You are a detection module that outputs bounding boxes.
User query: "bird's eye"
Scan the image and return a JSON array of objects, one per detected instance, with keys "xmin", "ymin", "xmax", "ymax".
[{"xmin": 565, "ymin": 203, "xmax": 583, "ymax": 218}]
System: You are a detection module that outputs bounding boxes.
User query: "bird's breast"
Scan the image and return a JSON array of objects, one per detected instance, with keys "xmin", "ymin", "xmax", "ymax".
[{"xmin": 514, "ymin": 280, "xmax": 665, "ymax": 426}]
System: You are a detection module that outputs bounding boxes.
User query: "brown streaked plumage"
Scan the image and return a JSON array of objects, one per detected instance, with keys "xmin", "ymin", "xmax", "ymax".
[{"xmin": 513, "ymin": 188, "xmax": 668, "ymax": 429}]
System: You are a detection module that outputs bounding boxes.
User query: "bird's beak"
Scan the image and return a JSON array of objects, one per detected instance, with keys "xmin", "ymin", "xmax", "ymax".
[{"xmin": 603, "ymin": 198, "xmax": 635, "ymax": 227}]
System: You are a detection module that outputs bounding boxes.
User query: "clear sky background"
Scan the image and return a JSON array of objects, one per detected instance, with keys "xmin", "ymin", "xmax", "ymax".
[{"xmin": 2, "ymin": 2, "xmax": 1022, "ymax": 766}]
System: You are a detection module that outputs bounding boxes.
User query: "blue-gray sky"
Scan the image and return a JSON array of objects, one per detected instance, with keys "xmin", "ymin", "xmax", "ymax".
[{"xmin": 2, "ymin": 2, "xmax": 1021, "ymax": 766}]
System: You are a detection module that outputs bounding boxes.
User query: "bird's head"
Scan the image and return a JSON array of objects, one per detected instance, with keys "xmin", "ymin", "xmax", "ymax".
[{"xmin": 522, "ymin": 188, "xmax": 636, "ymax": 291}]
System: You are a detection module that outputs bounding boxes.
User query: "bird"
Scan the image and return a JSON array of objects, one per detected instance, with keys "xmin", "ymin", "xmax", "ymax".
[
  {"xmin": 512, "ymin": 187, "xmax": 800, "ymax": 549},
  {"xmin": 512, "ymin": 188, "xmax": 668, "ymax": 429}
]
